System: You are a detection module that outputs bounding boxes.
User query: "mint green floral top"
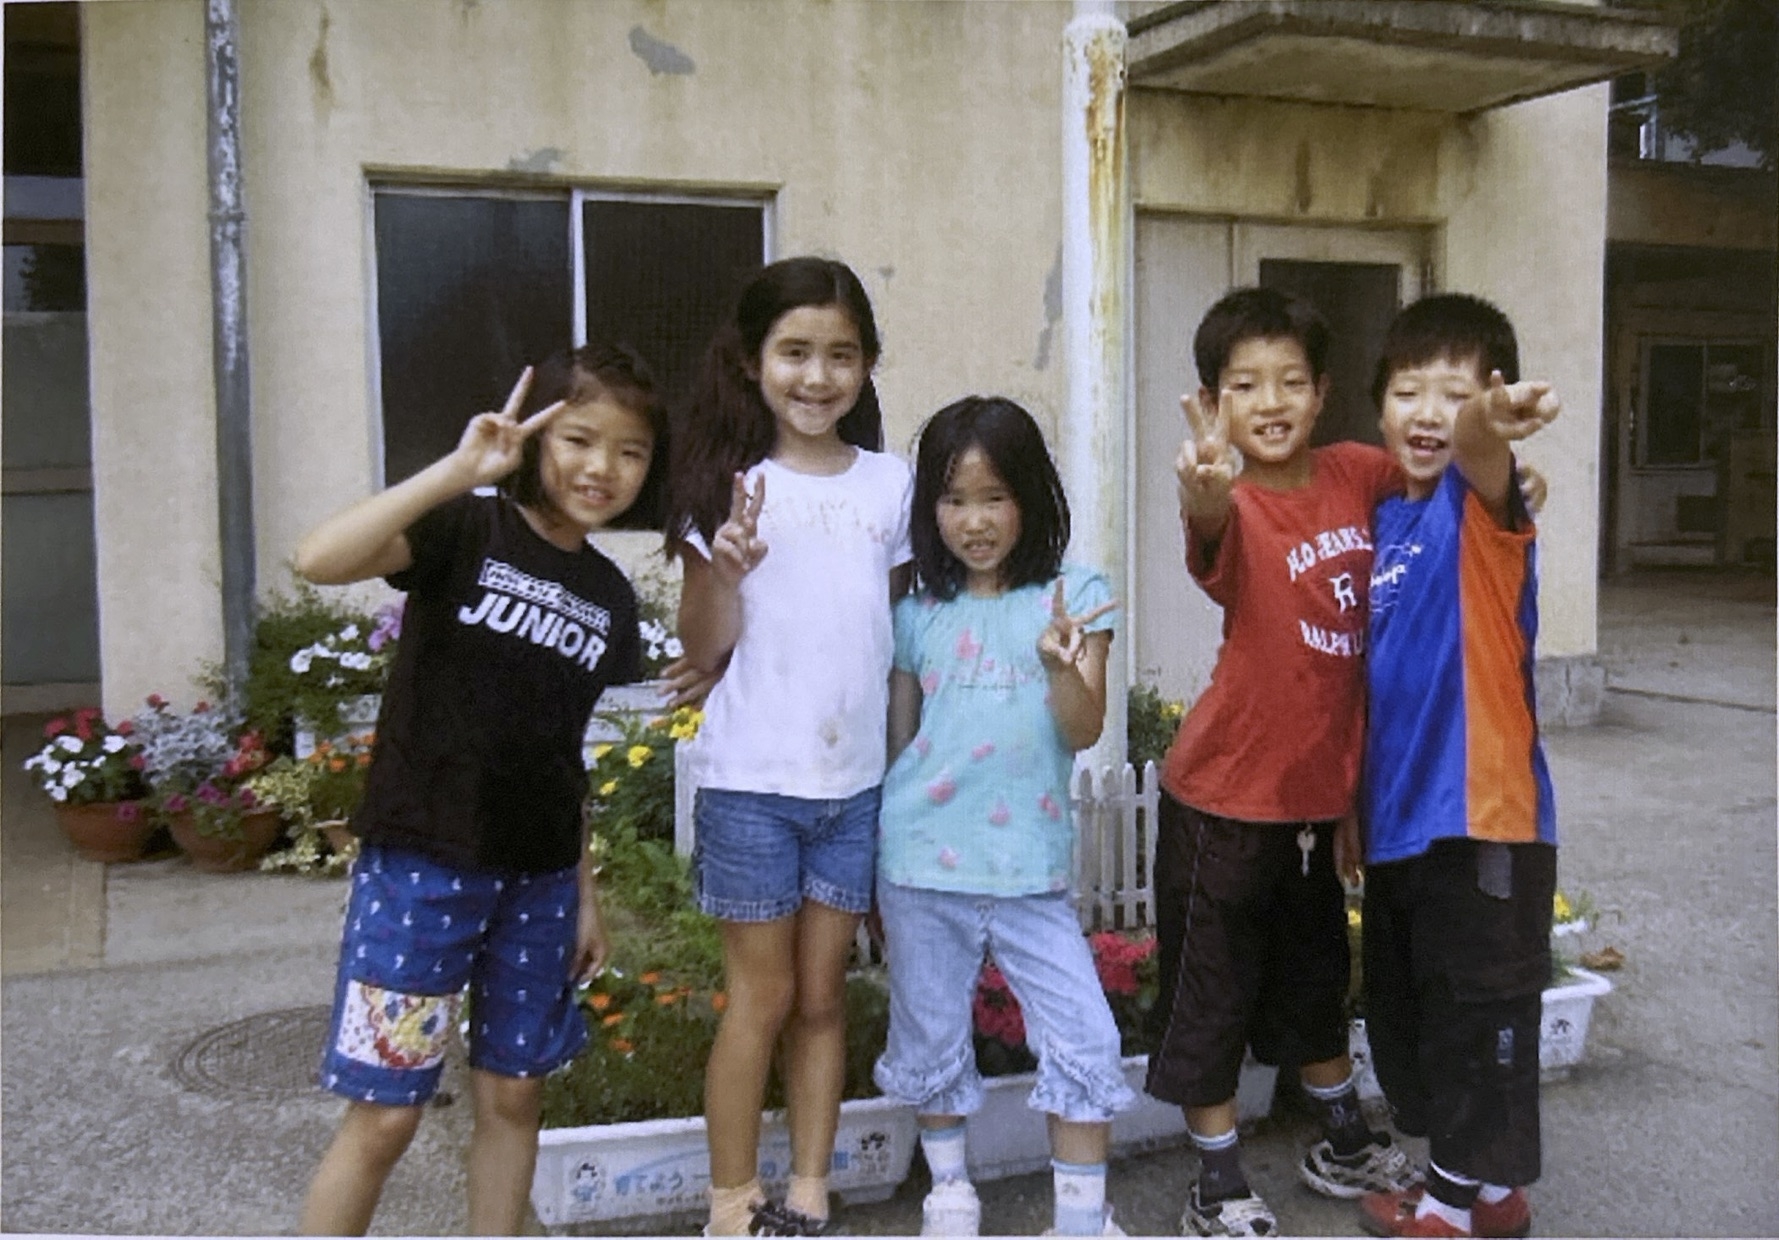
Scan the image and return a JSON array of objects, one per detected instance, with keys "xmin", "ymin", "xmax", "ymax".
[{"xmin": 878, "ymin": 566, "xmax": 1116, "ymax": 896}]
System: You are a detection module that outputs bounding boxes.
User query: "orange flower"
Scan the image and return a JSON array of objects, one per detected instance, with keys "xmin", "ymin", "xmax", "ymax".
[
  {"xmin": 601, "ymin": 1013, "xmax": 624, "ymax": 1027},
  {"xmin": 588, "ymin": 993, "xmax": 612, "ymax": 1012},
  {"xmin": 711, "ymin": 991, "xmax": 729, "ymax": 1013},
  {"xmin": 639, "ymin": 971, "xmax": 662, "ymax": 986},
  {"xmin": 356, "ymin": 753, "xmax": 372, "ymax": 768},
  {"xmin": 611, "ymin": 1038, "xmax": 635, "ymax": 1055},
  {"xmin": 656, "ymin": 992, "xmax": 678, "ymax": 1006},
  {"xmin": 315, "ymin": 740, "xmax": 334, "ymax": 756},
  {"xmin": 328, "ymin": 757, "xmax": 348, "ymax": 772}
]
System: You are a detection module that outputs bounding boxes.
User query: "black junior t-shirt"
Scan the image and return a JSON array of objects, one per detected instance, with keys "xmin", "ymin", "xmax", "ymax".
[{"xmin": 351, "ymin": 493, "xmax": 641, "ymax": 873}]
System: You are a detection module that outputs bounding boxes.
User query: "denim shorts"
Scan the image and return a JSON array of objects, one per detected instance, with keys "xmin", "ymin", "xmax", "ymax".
[
  {"xmin": 692, "ymin": 786, "xmax": 879, "ymax": 921},
  {"xmin": 320, "ymin": 844, "xmax": 588, "ymax": 1107},
  {"xmin": 872, "ymin": 881, "xmax": 1137, "ymax": 1124}
]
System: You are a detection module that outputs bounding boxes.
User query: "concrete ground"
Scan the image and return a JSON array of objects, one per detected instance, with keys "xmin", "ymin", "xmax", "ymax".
[{"xmin": 2, "ymin": 569, "xmax": 1774, "ymax": 1237}]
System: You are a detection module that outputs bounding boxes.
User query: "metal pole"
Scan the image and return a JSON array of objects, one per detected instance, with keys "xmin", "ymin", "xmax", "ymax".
[
  {"xmin": 1061, "ymin": 1, "xmax": 1130, "ymax": 772},
  {"xmin": 206, "ymin": 0, "xmax": 256, "ymax": 691}
]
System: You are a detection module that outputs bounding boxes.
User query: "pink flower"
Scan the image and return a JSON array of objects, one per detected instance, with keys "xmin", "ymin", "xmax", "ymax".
[
  {"xmin": 926, "ymin": 774, "xmax": 957, "ymax": 806},
  {"xmin": 988, "ymin": 800, "xmax": 1011, "ymax": 826},
  {"xmin": 921, "ymin": 672, "xmax": 941, "ymax": 696},
  {"xmin": 163, "ymin": 793, "xmax": 189, "ymax": 814},
  {"xmin": 970, "ymin": 742, "xmax": 996, "ymax": 761},
  {"xmin": 955, "ymin": 629, "xmax": 982, "ymax": 661},
  {"xmin": 116, "ymin": 803, "xmax": 143, "ymax": 823},
  {"xmin": 912, "ymin": 736, "xmax": 931, "ymax": 758},
  {"xmin": 238, "ymin": 788, "xmax": 258, "ymax": 809},
  {"xmin": 1038, "ymin": 792, "xmax": 1062, "ymax": 820},
  {"xmin": 937, "ymin": 847, "xmax": 960, "ymax": 869}
]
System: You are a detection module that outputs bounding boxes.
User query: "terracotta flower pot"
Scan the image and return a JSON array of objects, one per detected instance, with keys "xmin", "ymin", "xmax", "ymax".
[
  {"xmin": 167, "ymin": 808, "xmax": 285, "ymax": 873},
  {"xmin": 53, "ymin": 801, "xmax": 157, "ymax": 863}
]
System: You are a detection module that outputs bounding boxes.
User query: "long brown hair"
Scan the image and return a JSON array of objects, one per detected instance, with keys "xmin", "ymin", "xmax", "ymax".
[{"xmin": 664, "ymin": 257, "xmax": 884, "ymax": 546}]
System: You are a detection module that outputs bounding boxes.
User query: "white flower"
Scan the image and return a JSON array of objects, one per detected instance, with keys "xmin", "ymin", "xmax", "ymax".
[
  {"xmin": 102, "ymin": 734, "xmax": 127, "ymax": 753},
  {"xmin": 61, "ymin": 766, "xmax": 85, "ymax": 786},
  {"xmin": 23, "ymin": 754, "xmax": 44, "ymax": 772},
  {"xmin": 57, "ymin": 735, "xmax": 83, "ymax": 754},
  {"xmin": 49, "ymin": 786, "xmax": 68, "ymax": 802},
  {"xmin": 339, "ymin": 652, "xmax": 372, "ymax": 672},
  {"xmin": 338, "ymin": 624, "xmax": 359, "ymax": 641},
  {"xmin": 664, "ymin": 637, "xmax": 683, "ymax": 659},
  {"xmin": 290, "ymin": 649, "xmax": 314, "ymax": 675},
  {"xmin": 40, "ymin": 757, "xmax": 63, "ymax": 775}
]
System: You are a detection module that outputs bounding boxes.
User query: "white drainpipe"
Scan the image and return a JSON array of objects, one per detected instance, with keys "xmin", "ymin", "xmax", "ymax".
[{"xmin": 1061, "ymin": 1, "xmax": 1130, "ymax": 772}]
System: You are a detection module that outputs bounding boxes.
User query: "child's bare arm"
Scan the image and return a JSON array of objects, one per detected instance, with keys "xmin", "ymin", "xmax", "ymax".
[
  {"xmin": 886, "ymin": 669, "xmax": 923, "ymax": 765},
  {"xmin": 1175, "ymin": 390, "xmax": 1234, "ymax": 548},
  {"xmin": 295, "ymin": 368, "xmax": 562, "ymax": 584},
  {"xmin": 1038, "ymin": 580, "xmax": 1117, "ymax": 752},
  {"xmin": 1453, "ymin": 371, "xmax": 1560, "ymax": 526},
  {"xmin": 675, "ymin": 473, "xmax": 766, "ymax": 670}
]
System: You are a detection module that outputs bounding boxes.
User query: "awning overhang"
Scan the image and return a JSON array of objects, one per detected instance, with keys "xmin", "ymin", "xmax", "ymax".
[{"xmin": 1127, "ymin": 0, "xmax": 1680, "ymax": 114}]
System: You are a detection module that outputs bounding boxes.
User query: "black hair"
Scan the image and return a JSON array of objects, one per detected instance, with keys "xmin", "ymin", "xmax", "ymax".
[
  {"xmin": 665, "ymin": 256, "xmax": 884, "ymax": 546},
  {"xmin": 1193, "ymin": 286, "xmax": 1331, "ymax": 389},
  {"xmin": 1371, "ymin": 293, "xmax": 1520, "ymax": 407},
  {"xmin": 501, "ymin": 341, "xmax": 668, "ymax": 531},
  {"xmin": 910, "ymin": 395, "xmax": 1069, "ymax": 601}
]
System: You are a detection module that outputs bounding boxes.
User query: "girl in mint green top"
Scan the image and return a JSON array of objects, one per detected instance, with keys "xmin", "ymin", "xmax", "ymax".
[{"xmin": 874, "ymin": 396, "xmax": 1133, "ymax": 1238}]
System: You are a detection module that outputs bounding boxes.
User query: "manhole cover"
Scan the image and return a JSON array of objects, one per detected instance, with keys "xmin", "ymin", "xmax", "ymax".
[{"xmin": 171, "ymin": 1005, "xmax": 331, "ymax": 1099}]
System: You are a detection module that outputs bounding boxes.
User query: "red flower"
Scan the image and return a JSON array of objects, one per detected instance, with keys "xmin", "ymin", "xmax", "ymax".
[
  {"xmin": 116, "ymin": 803, "xmax": 143, "ymax": 823},
  {"xmin": 114, "ymin": 720, "xmax": 135, "ymax": 737},
  {"xmin": 129, "ymin": 754, "xmax": 147, "ymax": 771},
  {"xmin": 44, "ymin": 718, "xmax": 68, "ymax": 738},
  {"xmin": 146, "ymin": 694, "xmax": 167, "ymax": 709},
  {"xmin": 194, "ymin": 701, "xmax": 210, "ymax": 713}
]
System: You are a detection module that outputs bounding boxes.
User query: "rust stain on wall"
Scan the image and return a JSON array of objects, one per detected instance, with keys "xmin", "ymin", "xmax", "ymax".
[{"xmin": 1084, "ymin": 29, "xmax": 1126, "ymax": 335}]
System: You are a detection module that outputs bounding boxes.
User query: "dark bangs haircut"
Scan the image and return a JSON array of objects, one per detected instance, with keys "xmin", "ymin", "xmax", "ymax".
[
  {"xmin": 1371, "ymin": 293, "xmax": 1520, "ymax": 407},
  {"xmin": 1193, "ymin": 286, "xmax": 1331, "ymax": 389},
  {"xmin": 665, "ymin": 256, "xmax": 884, "ymax": 547},
  {"xmin": 911, "ymin": 396, "xmax": 1069, "ymax": 601},
  {"xmin": 502, "ymin": 341, "xmax": 668, "ymax": 530}
]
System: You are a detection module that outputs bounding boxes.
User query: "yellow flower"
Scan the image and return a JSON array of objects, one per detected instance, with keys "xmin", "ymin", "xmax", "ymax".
[
  {"xmin": 1554, "ymin": 891, "xmax": 1574, "ymax": 922},
  {"xmin": 592, "ymin": 743, "xmax": 614, "ymax": 761},
  {"xmin": 626, "ymin": 745, "xmax": 653, "ymax": 768},
  {"xmin": 598, "ymin": 780, "xmax": 618, "ymax": 797},
  {"xmin": 1346, "ymin": 906, "xmax": 1362, "ymax": 930}
]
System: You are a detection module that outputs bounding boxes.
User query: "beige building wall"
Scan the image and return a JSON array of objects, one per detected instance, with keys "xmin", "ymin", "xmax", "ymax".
[{"xmin": 82, "ymin": 0, "xmax": 1075, "ymax": 712}]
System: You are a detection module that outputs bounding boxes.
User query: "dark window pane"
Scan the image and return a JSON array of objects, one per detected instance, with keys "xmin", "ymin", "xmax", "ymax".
[
  {"xmin": 1643, "ymin": 343, "xmax": 1704, "ymax": 465},
  {"xmin": 1259, "ymin": 259, "xmax": 1400, "ymax": 447},
  {"xmin": 582, "ymin": 199, "xmax": 764, "ymax": 408},
  {"xmin": 3, "ymin": 242, "xmax": 84, "ymax": 311},
  {"xmin": 373, "ymin": 193, "xmax": 570, "ymax": 484}
]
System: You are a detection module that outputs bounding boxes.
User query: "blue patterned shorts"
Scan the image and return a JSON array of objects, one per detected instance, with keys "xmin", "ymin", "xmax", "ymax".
[{"xmin": 319, "ymin": 844, "xmax": 588, "ymax": 1107}]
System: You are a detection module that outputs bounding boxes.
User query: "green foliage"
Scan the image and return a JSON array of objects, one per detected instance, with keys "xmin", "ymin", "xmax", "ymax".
[
  {"xmin": 1627, "ymin": 0, "xmax": 1775, "ymax": 166},
  {"xmin": 585, "ymin": 708, "xmax": 701, "ymax": 845},
  {"xmin": 1127, "ymin": 680, "xmax": 1185, "ymax": 770},
  {"xmin": 223, "ymin": 579, "xmax": 395, "ymax": 754}
]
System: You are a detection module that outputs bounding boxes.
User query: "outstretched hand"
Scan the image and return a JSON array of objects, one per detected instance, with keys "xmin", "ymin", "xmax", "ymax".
[
  {"xmin": 1175, "ymin": 390, "xmax": 1235, "ymax": 520},
  {"xmin": 711, "ymin": 472, "xmax": 768, "ymax": 587},
  {"xmin": 1471, "ymin": 371, "xmax": 1560, "ymax": 444},
  {"xmin": 1037, "ymin": 579, "xmax": 1118, "ymax": 672},
  {"xmin": 453, "ymin": 367, "xmax": 565, "ymax": 488}
]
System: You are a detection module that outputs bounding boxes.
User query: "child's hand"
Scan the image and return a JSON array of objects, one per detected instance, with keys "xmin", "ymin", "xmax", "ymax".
[
  {"xmin": 1518, "ymin": 462, "xmax": 1549, "ymax": 515},
  {"xmin": 1333, "ymin": 813, "xmax": 1363, "ymax": 888},
  {"xmin": 452, "ymin": 367, "xmax": 565, "ymax": 488},
  {"xmin": 711, "ymin": 472, "xmax": 769, "ymax": 587},
  {"xmin": 572, "ymin": 884, "xmax": 610, "ymax": 983},
  {"xmin": 659, "ymin": 654, "xmax": 726, "ymax": 708},
  {"xmin": 1037, "ymin": 579, "xmax": 1117, "ymax": 672},
  {"xmin": 1175, "ymin": 391, "xmax": 1235, "ymax": 519},
  {"xmin": 1471, "ymin": 371, "xmax": 1560, "ymax": 444}
]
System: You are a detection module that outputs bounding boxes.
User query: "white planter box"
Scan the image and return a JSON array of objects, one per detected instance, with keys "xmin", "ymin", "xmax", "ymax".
[
  {"xmin": 1348, "ymin": 965, "xmax": 1614, "ymax": 1103},
  {"xmin": 531, "ymin": 1053, "xmax": 1275, "ymax": 1230},
  {"xmin": 534, "ymin": 1093, "xmax": 918, "ymax": 1230},
  {"xmin": 964, "ymin": 1053, "xmax": 1278, "ymax": 1181}
]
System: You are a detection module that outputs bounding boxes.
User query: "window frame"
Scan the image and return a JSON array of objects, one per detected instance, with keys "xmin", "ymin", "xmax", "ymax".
[
  {"xmin": 1634, "ymin": 335, "xmax": 1772, "ymax": 471},
  {"xmin": 364, "ymin": 180, "xmax": 774, "ymax": 489}
]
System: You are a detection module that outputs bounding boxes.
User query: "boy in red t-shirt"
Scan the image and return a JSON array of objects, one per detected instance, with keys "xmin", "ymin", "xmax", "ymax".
[{"xmin": 1145, "ymin": 287, "xmax": 1416, "ymax": 1237}]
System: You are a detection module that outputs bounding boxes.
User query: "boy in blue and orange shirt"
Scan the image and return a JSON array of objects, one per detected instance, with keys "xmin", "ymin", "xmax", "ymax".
[{"xmin": 1356, "ymin": 293, "xmax": 1561, "ymax": 1239}]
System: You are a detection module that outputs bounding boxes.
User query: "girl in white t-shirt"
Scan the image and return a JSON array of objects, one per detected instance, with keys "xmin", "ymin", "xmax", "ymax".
[{"xmin": 665, "ymin": 257, "xmax": 913, "ymax": 1237}]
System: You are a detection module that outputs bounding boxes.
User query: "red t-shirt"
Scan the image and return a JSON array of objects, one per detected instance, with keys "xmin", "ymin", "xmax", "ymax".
[{"xmin": 1161, "ymin": 442, "xmax": 1402, "ymax": 823}]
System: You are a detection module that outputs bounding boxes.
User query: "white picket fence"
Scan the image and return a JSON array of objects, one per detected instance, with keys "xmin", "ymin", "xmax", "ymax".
[{"xmin": 671, "ymin": 744, "xmax": 1163, "ymax": 934}]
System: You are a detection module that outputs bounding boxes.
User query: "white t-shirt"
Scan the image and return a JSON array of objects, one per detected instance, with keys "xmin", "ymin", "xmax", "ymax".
[{"xmin": 683, "ymin": 449, "xmax": 913, "ymax": 799}]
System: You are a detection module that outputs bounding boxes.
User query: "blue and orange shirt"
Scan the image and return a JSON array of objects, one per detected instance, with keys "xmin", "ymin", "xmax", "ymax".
[{"xmin": 1362, "ymin": 467, "xmax": 1556, "ymax": 865}]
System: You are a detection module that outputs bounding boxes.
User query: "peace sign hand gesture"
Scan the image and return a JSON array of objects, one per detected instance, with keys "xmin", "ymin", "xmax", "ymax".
[
  {"xmin": 710, "ymin": 472, "xmax": 768, "ymax": 588},
  {"xmin": 451, "ymin": 367, "xmax": 565, "ymax": 489},
  {"xmin": 1470, "ymin": 371, "xmax": 1561, "ymax": 445},
  {"xmin": 1175, "ymin": 390, "xmax": 1235, "ymax": 529},
  {"xmin": 1037, "ymin": 579, "xmax": 1118, "ymax": 673}
]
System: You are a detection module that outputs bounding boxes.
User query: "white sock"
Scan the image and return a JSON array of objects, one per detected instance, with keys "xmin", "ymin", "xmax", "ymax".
[
  {"xmin": 921, "ymin": 1122, "xmax": 970, "ymax": 1184},
  {"xmin": 1052, "ymin": 1159, "xmax": 1107, "ymax": 1235}
]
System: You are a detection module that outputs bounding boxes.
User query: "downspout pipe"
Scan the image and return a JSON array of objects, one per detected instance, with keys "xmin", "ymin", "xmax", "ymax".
[
  {"xmin": 1061, "ymin": 0, "xmax": 1130, "ymax": 773},
  {"xmin": 206, "ymin": 0, "xmax": 256, "ymax": 690}
]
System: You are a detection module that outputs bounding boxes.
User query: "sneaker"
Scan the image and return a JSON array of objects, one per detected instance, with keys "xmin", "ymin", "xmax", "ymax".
[
  {"xmin": 1042, "ymin": 1206, "xmax": 1127, "ymax": 1235},
  {"xmin": 748, "ymin": 1200, "xmax": 829, "ymax": 1236},
  {"xmin": 921, "ymin": 1179, "xmax": 981, "ymax": 1236},
  {"xmin": 1362, "ymin": 1188, "xmax": 1530, "ymax": 1239},
  {"xmin": 1181, "ymin": 1183, "xmax": 1277, "ymax": 1237},
  {"xmin": 1300, "ymin": 1135, "xmax": 1420, "ymax": 1199},
  {"xmin": 1357, "ymin": 1192, "xmax": 1470, "ymax": 1238}
]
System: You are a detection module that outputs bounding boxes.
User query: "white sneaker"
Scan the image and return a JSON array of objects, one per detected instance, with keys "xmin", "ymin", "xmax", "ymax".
[{"xmin": 922, "ymin": 1179, "xmax": 981, "ymax": 1236}]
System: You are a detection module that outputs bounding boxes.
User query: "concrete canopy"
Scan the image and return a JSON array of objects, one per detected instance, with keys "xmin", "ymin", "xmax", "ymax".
[{"xmin": 1127, "ymin": 0, "xmax": 1678, "ymax": 114}]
